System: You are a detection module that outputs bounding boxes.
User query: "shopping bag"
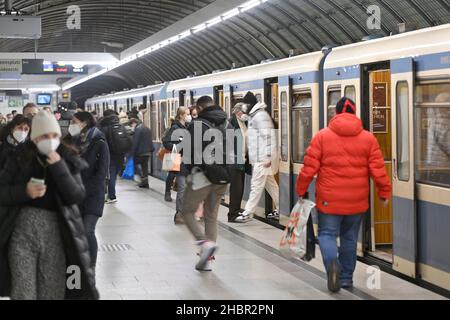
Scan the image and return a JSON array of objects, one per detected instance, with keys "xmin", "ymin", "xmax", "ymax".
[
  {"xmin": 122, "ymin": 157, "xmax": 135, "ymax": 180},
  {"xmin": 158, "ymin": 147, "xmax": 170, "ymax": 161},
  {"xmin": 280, "ymin": 199, "xmax": 316, "ymax": 260},
  {"xmin": 162, "ymin": 145, "xmax": 181, "ymax": 172}
]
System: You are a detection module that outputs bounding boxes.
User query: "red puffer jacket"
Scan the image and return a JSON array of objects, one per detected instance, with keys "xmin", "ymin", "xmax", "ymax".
[{"xmin": 296, "ymin": 113, "xmax": 391, "ymax": 214}]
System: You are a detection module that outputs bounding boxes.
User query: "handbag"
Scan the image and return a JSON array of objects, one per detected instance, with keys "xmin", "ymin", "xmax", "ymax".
[
  {"xmin": 162, "ymin": 145, "xmax": 181, "ymax": 172},
  {"xmin": 122, "ymin": 157, "xmax": 135, "ymax": 180},
  {"xmin": 158, "ymin": 147, "xmax": 170, "ymax": 161},
  {"xmin": 280, "ymin": 199, "xmax": 316, "ymax": 261}
]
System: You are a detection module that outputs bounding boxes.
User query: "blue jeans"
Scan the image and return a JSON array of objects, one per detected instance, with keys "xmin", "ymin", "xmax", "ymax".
[
  {"xmin": 318, "ymin": 212, "xmax": 363, "ymax": 284},
  {"xmin": 108, "ymin": 159, "xmax": 120, "ymax": 200}
]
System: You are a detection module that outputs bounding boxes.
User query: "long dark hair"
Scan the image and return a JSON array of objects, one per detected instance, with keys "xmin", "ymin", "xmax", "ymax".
[
  {"xmin": 0, "ymin": 115, "xmax": 30, "ymax": 143},
  {"xmin": 73, "ymin": 112, "xmax": 96, "ymax": 129}
]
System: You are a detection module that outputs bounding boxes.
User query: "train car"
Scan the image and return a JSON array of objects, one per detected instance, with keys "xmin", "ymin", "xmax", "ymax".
[
  {"xmin": 84, "ymin": 23, "xmax": 450, "ymax": 292},
  {"xmin": 320, "ymin": 23, "xmax": 450, "ymax": 290}
]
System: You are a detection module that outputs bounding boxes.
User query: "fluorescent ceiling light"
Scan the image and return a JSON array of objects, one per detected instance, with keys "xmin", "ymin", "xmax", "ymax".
[
  {"xmin": 222, "ymin": 8, "xmax": 240, "ymax": 20},
  {"xmin": 64, "ymin": 0, "xmax": 268, "ymax": 89}
]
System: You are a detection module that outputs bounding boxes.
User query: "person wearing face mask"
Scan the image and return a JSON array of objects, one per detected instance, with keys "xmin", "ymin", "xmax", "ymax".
[
  {"xmin": 227, "ymin": 102, "xmax": 251, "ymax": 223},
  {"xmin": 162, "ymin": 107, "xmax": 191, "ymax": 224},
  {"xmin": 0, "ymin": 111, "xmax": 98, "ymax": 300},
  {"xmin": 0, "ymin": 115, "xmax": 31, "ymax": 169},
  {"xmin": 128, "ymin": 118, "xmax": 154, "ymax": 189},
  {"xmin": 65, "ymin": 112, "xmax": 110, "ymax": 274}
]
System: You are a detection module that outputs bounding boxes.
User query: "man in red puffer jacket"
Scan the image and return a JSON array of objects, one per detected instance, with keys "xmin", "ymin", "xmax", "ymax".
[{"xmin": 296, "ymin": 97, "xmax": 391, "ymax": 293}]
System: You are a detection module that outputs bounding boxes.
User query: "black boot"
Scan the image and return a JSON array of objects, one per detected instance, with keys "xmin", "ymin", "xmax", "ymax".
[
  {"xmin": 165, "ymin": 191, "xmax": 173, "ymax": 202},
  {"xmin": 327, "ymin": 260, "xmax": 341, "ymax": 293}
]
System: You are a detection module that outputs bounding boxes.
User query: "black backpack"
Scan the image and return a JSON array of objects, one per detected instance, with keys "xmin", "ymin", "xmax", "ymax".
[
  {"xmin": 107, "ymin": 123, "xmax": 132, "ymax": 155},
  {"xmin": 199, "ymin": 119, "xmax": 232, "ymax": 185}
]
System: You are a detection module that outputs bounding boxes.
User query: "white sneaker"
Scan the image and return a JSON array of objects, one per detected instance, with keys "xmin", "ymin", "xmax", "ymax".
[
  {"xmin": 195, "ymin": 241, "xmax": 217, "ymax": 271},
  {"xmin": 235, "ymin": 212, "xmax": 253, "ymax": 223},
  {"xmin": 106, "ymin": 198, "xmax": 117, "ymax": 204}
]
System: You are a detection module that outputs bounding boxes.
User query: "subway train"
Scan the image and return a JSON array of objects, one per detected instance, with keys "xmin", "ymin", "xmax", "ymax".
[{"xmin": 86, "ymin": 23, "xmax": 450, "ymax": 292}]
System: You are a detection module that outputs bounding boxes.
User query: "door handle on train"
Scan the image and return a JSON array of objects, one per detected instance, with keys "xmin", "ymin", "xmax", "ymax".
[{"xmin": 393, "ymin": 158, "xmax": 398, "ymax": 180}]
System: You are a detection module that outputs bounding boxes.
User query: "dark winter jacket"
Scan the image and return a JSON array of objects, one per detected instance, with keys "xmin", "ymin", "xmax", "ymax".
[
  {"xmin": 0, "ymin": 142, "xmax": 99, "ymax": 299},
  {"xmin": 131, "ymin": 123, "xmax": 154, "ymax": 157},
  {"xmin": 186, "ymin": 105, "xmax": 228, "ymax": 174},
  {"xmin": 68, "ymin": 127, "xmax": 110, "ymax": 217},
  {"xmin": 98, "ymin": 115, "xmax": 126, "ymax": 166},
  {"xmin": 0, "ymin": 139, "xmax": 18, "ymax": 169},
  {"xmin": 163, "ymin": 120, "xmax": 189, "ymax": 176}
]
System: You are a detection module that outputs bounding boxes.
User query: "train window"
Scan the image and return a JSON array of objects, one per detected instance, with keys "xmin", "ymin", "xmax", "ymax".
[
  {"xmin": 415, "ymin": 82, "xmax": 450, "ymax": 187},
  {"xmin": 327, "ymin": 88, "xmax": 341, "ymax": 122},
  {"xmin": 396, "ymin": 82, "xmax": 410, "ymax": 181},
  {"xmin": 225, "ymin": 97, "xmax": 230, "ymax": 116},
  {"xmin": 150, "ymin": 101, "xmax": 159, "ymax": 141},
  {"xmin": 291, "ymin": 91, "xmax": 312, "ymax": 164},
  {"xmin": 280, "ymin": 91, "xmax": 288, "ymax": 162},
  {"xmin": 160, "ymin": 101, "xmax": 169, "ymax": 139},
  {"xmin": 344, "ymin": 86, "xmax": 356, "ymax": 102}
]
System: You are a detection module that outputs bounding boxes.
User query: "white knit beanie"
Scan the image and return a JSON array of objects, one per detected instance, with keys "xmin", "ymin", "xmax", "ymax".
[{"xmin": 30, "ymin": 110, "xmax": 61, "ymax": 140}]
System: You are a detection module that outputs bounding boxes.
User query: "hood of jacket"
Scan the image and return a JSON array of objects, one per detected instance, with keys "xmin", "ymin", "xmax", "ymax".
[
  {"xmin": 198, "ymin": 105, "xmax": 227, "ymax": 126},
  {"xmin": 249, "ymin": 102, "xmax": 267, "ymax": 116},
  {"xmin": 99, "ymin": 115, "xmax": 120, "ymax": 127},
  {"xmin": 328, "ymin": 113, "xmax": 364, "ymax": 137}
]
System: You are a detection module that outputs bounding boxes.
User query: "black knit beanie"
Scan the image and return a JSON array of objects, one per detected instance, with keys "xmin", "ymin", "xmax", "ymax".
[
  {"xmin": 242, "ymin": 91, "xmax": 258, "ymax": 109},
  {"xmin": 336, "ymin": 97, "xmax": 356, "ymax": 114}
]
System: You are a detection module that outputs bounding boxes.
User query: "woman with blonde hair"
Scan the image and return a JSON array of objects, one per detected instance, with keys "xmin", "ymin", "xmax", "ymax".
[{"xmin": 162, "ymin": 106, "xmax": 192, "ymax": 224}]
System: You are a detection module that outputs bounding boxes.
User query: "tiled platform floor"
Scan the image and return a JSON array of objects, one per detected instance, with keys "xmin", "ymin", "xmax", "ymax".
[{"xmin": 95, "ymin": 177, "xmax": 447, "ymax": 300}]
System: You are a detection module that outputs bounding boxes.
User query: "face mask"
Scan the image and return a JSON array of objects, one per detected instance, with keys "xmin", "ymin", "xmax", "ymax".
[
  {"xmin": 185, "ymin": 115, "xmax": 192, "ymax": 123},
  {"xmin": 13, "ymin": 130, "xmax": 28, "ymax": 143},
  {"xmin": 36, "ymin": 138, "xmax": 60, "ymax": 156},
  {"xmin": 68, "ymin": 124, "xmax": 82, "ymax": 136}
]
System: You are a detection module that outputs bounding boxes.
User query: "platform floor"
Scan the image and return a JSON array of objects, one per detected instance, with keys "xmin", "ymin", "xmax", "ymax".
[{"xmin": 95, "ymin": 177, "xmax": 447, "ymax": 300}]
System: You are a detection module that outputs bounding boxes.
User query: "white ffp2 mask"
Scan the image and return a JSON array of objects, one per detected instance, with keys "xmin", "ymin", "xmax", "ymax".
[
  {"xmin": 12, "ymin": 130, "xmax": 28, "ymax": 143},
  {"xmin": 36, "ymin": 139, "xmax": 60, "ymax": 155}
]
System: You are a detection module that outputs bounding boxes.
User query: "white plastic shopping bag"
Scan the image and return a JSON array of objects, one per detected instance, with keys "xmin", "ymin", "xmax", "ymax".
[
  {"xmin": 162, "ymin": 145, "xmax": 181, "ymax": 172},
  {"xmin": 279, "ymin": 199, "xmax": 316, "ymax": 260}
]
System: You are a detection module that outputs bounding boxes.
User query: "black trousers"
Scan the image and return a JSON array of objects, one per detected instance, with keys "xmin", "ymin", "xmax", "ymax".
[
  {"xmin": 135, "ymin": 155, "xmax": 150, "ymax": 184},
  {"xmin": 228, "ymin": 168, "xmax": 246, "ymax": 219},
  {"xmin": 165, "ymin": 171, "xmax": 177, "ymax": 193}
]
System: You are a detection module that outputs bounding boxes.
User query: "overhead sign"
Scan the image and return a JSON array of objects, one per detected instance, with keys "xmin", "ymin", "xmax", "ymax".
[{"xmin": 0, "ymin": 59, "xmax": 22, "ymax": 73}]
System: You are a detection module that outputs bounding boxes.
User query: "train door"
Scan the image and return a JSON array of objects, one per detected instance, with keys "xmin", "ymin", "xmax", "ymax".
[
  {"xmin": 114, "ymin": 100, "xmax": 117, "ymax": 112},
  {"xmin": 390, "ymin": 58, "xmax": 417, "ymax": 278},
  {"xmin": 264, "ymin": 78, "xmax": 280, "ymax": 219},
  {"xmin": 362, "ymin": 63, "xmax": 395, "ymax": 263},
  {"xmin": 179, "ymin": 90, "xmax": 186, "ymax": 107}
]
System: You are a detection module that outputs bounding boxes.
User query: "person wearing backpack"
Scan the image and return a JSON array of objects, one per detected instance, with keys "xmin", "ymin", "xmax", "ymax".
[
  {"xmin": 181, "ymin": 96, "xmax": 230, "ymax": 272},
  {"xmin": 99, "ymin": 109, "xmax": 132, "ymax": 203},
  {"xmin": 235, "ymin": 91, "xmax": 280, "ymax": 223},
  {"xmin": 129, "ymin": 118, "xmax": 154, "ymax": 189}
]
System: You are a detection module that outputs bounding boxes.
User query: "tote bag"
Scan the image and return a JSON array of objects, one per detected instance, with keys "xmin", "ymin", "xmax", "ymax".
[
  {"xmin": 162, "ymin": 145, "xmax": 181, "ymax": 172},
  {"xmin": 122, "ymin": 157, "xmax": 135, "ymax": 180}
]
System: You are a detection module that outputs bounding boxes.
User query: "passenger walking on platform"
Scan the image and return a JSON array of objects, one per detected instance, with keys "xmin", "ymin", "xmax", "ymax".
[
  {"xmin": 296, "ymin": 97, "xmax": 391, "ymax": 293},
  {"xmin": 0, "ymin": 111, "xmax": 98, "ymax": 300},
  {"xmin": 66, "ymin": 112, "xmax": 110, "ymax": 272},
  {"xmin": 162, "ymin": 107, "xmax": 191, "ymax": 224},
  {"xmin": 0, "ymin": 115, "xmax": 30, "ymax": 169},
  {"xmin": 235, "ymin": 91, "xmax": 280, "ymax": 222},
  {"xmin": 227, "ymin": 102, "xmax": 250, "ymax": 222},
  {"xmin": 129, "ymin": 118, "xmax": 154, "ymax": 189},
  {"xmin": 182, "ymin": 96, "xmax": 230, "ymax": 271},
  {"xmin": 22, "ymin": 103, "xmax": 39, "ymax": 120},
  {"xmin": 99, "ymin": 109, "xmax": 132, "ymax": 203}
]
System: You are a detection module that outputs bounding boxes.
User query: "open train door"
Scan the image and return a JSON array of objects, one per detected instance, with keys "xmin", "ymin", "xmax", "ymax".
[{"xmin": 391, "ymin": 57, "xmax": 417, "ymax": 278}]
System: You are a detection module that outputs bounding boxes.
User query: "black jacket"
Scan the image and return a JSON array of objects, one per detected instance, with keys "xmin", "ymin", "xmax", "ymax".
[
  {"xmin": 163, "ymin": 120, "xmax": 189, "ymax": 176},
  {"xmin": 186, "ymin": 105, "xmax": 228, "ymax": 173},
  {"xmin": 131, "ymin": 123, "xmax": 154, "ymax": 157},
  {"xmin": 0, "ymin": 139, "xmax": 18, "ymax": 169},
  {"xmin": 98, "ymin": 115, "xmax": 125, "ymax": 165},
  {"xmin": 68, "ymin": 127, "xmax": 110, "ymax": 218},
  {"xmin": 0, "ymin": 142, "xmax": 99, "ymax": 299}
]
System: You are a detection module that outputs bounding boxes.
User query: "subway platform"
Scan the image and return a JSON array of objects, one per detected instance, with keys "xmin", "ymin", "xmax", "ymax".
[{"xmin": 94, "ymin": 177, "xmax": 447, "ymax": 300}]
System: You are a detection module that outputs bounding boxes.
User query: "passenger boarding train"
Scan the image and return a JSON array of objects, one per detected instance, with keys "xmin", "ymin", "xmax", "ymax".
[{"xmin": 86, "ymin": 24, "xmax": 450, "ymax": 292}]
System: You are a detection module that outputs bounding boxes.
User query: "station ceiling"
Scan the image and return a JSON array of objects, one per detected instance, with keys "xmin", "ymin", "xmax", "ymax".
[{"xmin": 1, "ymin": 0, "xmax": 450, "ymax": 103}]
